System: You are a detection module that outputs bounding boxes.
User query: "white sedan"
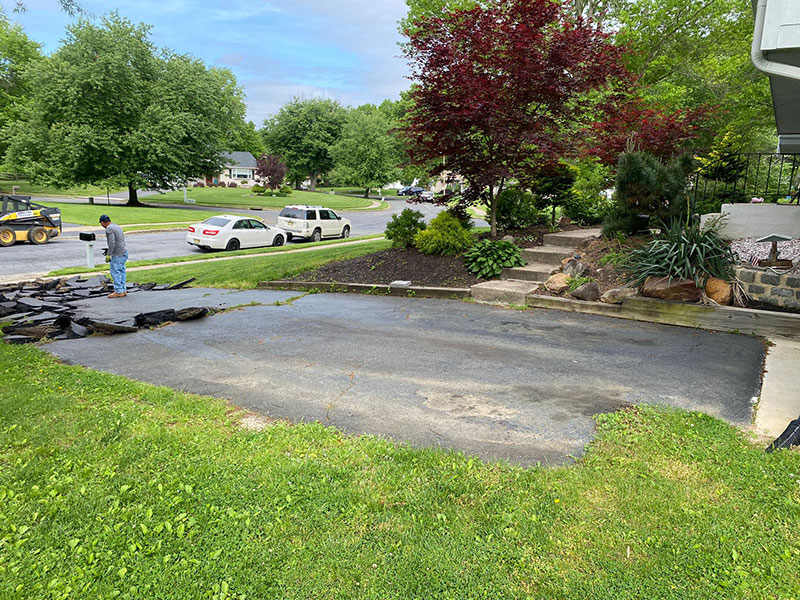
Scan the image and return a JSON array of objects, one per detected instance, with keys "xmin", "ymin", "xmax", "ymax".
[{"xmin": 186, "ymin": 215, "xmax": 287, "ymax": 251}]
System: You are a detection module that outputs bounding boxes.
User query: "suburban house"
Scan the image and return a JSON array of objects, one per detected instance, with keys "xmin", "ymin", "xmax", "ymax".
[{"xmin": 194, "ymin": 151, "xmax": 260, "ymax": 187}]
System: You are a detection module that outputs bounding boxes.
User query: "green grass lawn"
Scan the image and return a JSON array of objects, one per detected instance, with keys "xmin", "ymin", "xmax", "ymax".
[
  {"xmin": 0, "ymin": 179, "xmax": 125, "ymax": 197},
  {"xmin": 131, "ymin": 239, "xmax": 392, "ymax": 288},
  {"xmin": 43, "ymin": 202, "xmax": 236, "ymax": 227},
  {"xmin": 145, "ymin": 188, "xmax": 381, "ymax": 210},
  {"xmin": 0, "ymin": 340, "xmax": 798, "ymax": 599},
  {"xmin": 317, "ymin": 186, "xmax": 400, "ymax": 197},
  {"xmin": 48, "ymin": 235, "xmax": 386, "ymax": 276}
]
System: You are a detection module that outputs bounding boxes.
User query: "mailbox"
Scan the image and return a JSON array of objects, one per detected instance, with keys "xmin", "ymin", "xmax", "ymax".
[{"xmin": 79, "ymin": 232, "xmax": 96, "ymax": 242}]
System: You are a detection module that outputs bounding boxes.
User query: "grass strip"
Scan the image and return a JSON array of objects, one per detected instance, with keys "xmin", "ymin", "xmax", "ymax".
[
  {"xmin": 145, "ymin": 189, "xmax": 379, "ymax": 210},
  {"xmin": 46, "ymin": 202, "xmax": 239, "ymax": 226},
  {"xmin": 0, "ymin": 341, "xmax": 798, "ymax": 599},
  {"xmin": 0, "ymin": 179, "xmax": 125, "ymax": 197},
  {"xmin": 48, "ymin": 235, "xmax": 385, "ymax": 277},
  {"xmin": 125, "ymin": 238, "xmax": 392, "ymax": 288}
]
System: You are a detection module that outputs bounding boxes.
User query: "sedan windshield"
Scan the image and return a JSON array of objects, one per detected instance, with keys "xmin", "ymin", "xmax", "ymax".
[{"xmin": 202, "ymin": 217, "xmax": 231, "ymax": 227}]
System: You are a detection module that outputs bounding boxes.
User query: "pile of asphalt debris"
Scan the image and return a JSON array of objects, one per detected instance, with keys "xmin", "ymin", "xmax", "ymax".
[{"xmin": 0, "ymin": 275, "xmax": 209, "ymax": 344}]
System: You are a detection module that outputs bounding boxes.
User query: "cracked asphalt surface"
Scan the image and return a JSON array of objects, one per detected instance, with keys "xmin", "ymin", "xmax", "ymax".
[{"xmin": 46, "ymin": 291, "xmax": 765, "ymax": 466}]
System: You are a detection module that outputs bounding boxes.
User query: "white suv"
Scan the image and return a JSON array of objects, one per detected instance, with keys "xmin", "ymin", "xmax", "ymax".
[{"xmin": 276, "ymin": 205, "xmax": 351, "ymax": 242}]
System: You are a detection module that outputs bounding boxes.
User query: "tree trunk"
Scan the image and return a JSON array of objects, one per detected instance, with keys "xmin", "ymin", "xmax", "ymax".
[
  {"xmin": 364, "ymin": 187, "xmax": 370, "ymax": 198},
  {"xmin": 310, "ymin": 173, "xmax": 318, "ymax": 192},
  {"xmin": 295, "ymin": 179, "xmax": 301, "ymax": 190},
  {"xmin": 126, "ymin": 183, "xmax": 142, "ymax": 207},
  {"xmin": 489, "ymin": 186, "xmax": 497, "ymax": 237}
]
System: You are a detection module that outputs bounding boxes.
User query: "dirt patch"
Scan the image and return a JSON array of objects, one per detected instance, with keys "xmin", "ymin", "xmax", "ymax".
[
  {"xmin": 286, "ymin": 247, "xmax": 482, "ymax": 288},
  {"xmin": 478, "ymin": 223, "xmax": 582, "ymax": 248}
]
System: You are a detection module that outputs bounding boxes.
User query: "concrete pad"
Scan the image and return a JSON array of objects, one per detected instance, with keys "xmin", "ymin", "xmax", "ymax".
[
  {"xmin": 755, "ymin": 337, "xmax": 800, "ymax": 440},
  {"xmin": 471, "ymin": 280, "xmax": 541, "ymax": 305}
]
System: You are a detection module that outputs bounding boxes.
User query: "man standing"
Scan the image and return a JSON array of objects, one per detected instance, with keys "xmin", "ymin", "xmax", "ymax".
[{"xmin": 99, "ymin": 215, "xmax": 128, "ymax": 298}]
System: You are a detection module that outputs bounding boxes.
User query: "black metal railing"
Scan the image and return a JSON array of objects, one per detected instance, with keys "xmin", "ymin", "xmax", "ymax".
[{"xmin": 690, "ymin": 153, "xmax": 800, "ymax": 213}]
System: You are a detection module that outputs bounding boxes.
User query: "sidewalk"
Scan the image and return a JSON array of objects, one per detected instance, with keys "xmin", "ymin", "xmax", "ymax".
[{"xmin": 755, "ymin": 337, "xmax": 800, "ymax": 440}]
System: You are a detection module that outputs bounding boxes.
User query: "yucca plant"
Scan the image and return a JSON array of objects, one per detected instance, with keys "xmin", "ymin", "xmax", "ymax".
[
  {"xmin": 625, "ymin": 217, "xmax": 735, "ymax": 287},
  {"xmin": 464, "ymin": 239, "xmax": 525, "ymax": 279}
]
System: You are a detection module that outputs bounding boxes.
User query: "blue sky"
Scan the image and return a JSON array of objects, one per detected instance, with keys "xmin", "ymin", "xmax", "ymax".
[{"xmin": 5, "ymin": 0, "xmax": 411, "ymax": 123}]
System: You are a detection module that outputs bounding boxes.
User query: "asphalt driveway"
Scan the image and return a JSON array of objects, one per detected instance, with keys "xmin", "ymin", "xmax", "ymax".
[{"xmin": 46, "ymin": 291, "xmax": 765, "ymax": 466}]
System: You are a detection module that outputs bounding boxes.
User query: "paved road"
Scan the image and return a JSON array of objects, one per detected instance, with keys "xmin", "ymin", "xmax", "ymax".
[
  {"xmin": 0, "ymin": 198, "xmax": 457, "ymax": 281},
  {"xmin": 47, "ymin": 291, "xmax": 765, "ymax": 466}
]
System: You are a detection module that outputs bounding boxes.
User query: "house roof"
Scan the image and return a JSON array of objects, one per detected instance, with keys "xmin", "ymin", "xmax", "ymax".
[{"xmin": 221, "ymin": 151, "xmax": 257, "ymax": 169}]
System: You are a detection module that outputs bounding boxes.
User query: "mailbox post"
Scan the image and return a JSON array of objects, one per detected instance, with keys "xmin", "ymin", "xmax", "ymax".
[{"xmin": 79, "ymin": 232, "xmax": 96, "ymax": 268}]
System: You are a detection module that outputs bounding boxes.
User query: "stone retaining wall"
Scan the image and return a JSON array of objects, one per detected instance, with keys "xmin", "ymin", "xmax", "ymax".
[{"xmin": 736, "ymin": 266, "xmax": 800, "ymax": 309}]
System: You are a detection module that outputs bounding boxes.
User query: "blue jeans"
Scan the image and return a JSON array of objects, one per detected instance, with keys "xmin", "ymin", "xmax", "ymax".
[{"xmin": 109, "ymin": 252, "xmax": 128, "ymax": 293}]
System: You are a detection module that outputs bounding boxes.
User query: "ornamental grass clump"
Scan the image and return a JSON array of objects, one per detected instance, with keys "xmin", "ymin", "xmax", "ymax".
[
  {"xmin": 625, "ymin": 218, "xmax": 735, "ymax": 287},
  {"xmin": 414, "ymin": 211, "xmax": 474, "ymax": 255},
  {"xmin": 463, "ymin": 239, "xmax": 525, "ymax": 279}
]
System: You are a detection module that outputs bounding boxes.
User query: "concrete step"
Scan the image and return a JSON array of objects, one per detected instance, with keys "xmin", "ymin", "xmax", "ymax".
[
  {"xmin": 502, "ymin": 262, "xmax": 555, "ymax": 282},
  {"xmin": 522, "ymin": 246, "xmax": 575, "ymax": 266},
  {"xmin": 471, "ymin": 280, "xmax": 541, "ymax": 305},
  {"xmin": 543, "ymin": 228, "xmax": 602, "ymax": 247}
]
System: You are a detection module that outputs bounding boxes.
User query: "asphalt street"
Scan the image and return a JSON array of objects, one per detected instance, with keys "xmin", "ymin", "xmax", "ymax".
[
  {"xmin": 0, "ymin": 197, "xmax": 454, "ymax": 281},
  {"xmin": 47, "ymin": 291, "xmax": 765, "ymax": 466}
]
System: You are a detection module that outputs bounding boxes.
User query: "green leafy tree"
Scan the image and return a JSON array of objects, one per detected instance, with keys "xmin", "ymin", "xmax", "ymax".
[
  {"xmin": 229, "ymin": 120, "xmax": 265, "ymax": 158},
  {"xmin": 4, "ymin": 13, "xmax": 245, "ymax": 205},
  {"xmin": 0, "ymin": 9, "xmax": 41, "ymax": 160},
  {"xmin": 330, "ymin": 106, "xmax": 401, "ymax": 198},
  {"xmin": 262, "ymin": 98, "xmax": 345, "ymax": 191}
]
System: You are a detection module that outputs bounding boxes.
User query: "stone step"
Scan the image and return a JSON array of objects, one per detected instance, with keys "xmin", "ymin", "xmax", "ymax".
[
  {"xmin": 471, "ymin": 280, "xmax": 541, "ymax": 305},
  {"xmin": 543, "ymin": 228, "xmax": 602, "ymax": 247},
  {"xmin": 522, "ymin": 246, "xmax": 575, "ymax": 266},
  {"xmin": 503, "ymin": 262, "xmax": 554, "ymax": 282}
]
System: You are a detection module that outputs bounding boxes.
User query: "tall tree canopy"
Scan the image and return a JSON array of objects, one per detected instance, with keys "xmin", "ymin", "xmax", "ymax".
[
  {"xmin": 0, "ymin": 9, "xmax": 41, "ymax": 160},
  {"xmin": 262, "ymin": 98, "xmax": 345, "ymax": 191},
  {"xmin": 4, "ymin": 13, "xmax": 246, "ymax": 205},
  {"xmin": 403, "ymin": 0, "xmax": 772, "ymax": 150},
  {"xmin": 403, "ymin": 0, "xmax": 627, "ymax": 235},
  {"xmin": 330, "ymin": 106, "xmax": 401, "ymax": 197}
]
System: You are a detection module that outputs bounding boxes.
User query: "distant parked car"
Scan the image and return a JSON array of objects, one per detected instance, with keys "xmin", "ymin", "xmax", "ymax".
[
  {"xmin": 398, "ymin": 186, "xmax": 424, "ymax": 196},
  {"xmin": 419, "ymin": 190, "xmax": 435, "ymax": 201},
  {"xmin": 276, "ymin": 205, "xmax": 351, "ymax": 242},
  {"xmin": 186, "ymin": 215, "xmax": 286, "ymax": 251}
]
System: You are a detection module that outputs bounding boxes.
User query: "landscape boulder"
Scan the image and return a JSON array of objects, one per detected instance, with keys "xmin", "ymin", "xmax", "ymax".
[
  {"xmin": 545, "ymin": 273, "xmax": 572, "ymax": 294},
  {"xmin": 641, "ymin": 277, "xmax": 701, "ymax": 302},
  {"xmin": 562, "ymin": 258, "xmax": 590, "ymax": 278},
  {"xmin": 600, "ymin": 287, "xmax": 638, "ymax": 304},
  {"xmin": 570, "ymin": 281, "xmax": 601, "ymax": 302},
  {"xmin": 704, "ymin": 277, "xmax": 732, "ymax": 306}
]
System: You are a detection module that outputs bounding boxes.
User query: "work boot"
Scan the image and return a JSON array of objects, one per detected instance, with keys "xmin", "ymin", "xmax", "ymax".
[{"xmin": 108, "ymin": 292, "xmax": 125, "ymax": 298}]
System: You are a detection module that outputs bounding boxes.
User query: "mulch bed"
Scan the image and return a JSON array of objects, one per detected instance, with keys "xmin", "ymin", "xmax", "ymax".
[{"xmin": 285, "ymin": 247, "xmax": 482, "ymax": 288}]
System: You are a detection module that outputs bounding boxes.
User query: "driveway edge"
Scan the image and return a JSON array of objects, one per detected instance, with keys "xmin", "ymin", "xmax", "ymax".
[{"xmin": 258, "ymin": 280, "xmax": 471, "ymax": 299}]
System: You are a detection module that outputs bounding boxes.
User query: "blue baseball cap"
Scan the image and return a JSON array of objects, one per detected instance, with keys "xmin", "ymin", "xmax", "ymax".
[{"xmin": 99, "ymin": 215, "xmax": 111, "ymax": 223}]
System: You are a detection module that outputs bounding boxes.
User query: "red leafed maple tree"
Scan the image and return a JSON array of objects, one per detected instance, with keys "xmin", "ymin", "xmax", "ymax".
[
  {"xmin": 582, "ymin": 97, "xmax": 714, "ymax": 164},
  {"xmin": 256, "ymin": 154, "xmax": 288, "ymax": 190},
  {"xmin": 402, "ymin": 0, "xmax": 629, "ymax": 236}
]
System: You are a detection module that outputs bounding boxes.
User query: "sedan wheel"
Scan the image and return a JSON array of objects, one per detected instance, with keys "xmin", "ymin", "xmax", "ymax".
[
  {"xmin": 226, "ymin": 238, "xmax": 240, "ymax": 251},
  {"xmin": 272, "ymin": 235, "xmax": 285, "ymax": 247}
]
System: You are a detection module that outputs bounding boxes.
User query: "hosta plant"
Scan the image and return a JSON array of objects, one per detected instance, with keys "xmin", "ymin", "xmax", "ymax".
[{"xmin": 464, "ymin": 239, "xmax": 525, "ymax": 279}]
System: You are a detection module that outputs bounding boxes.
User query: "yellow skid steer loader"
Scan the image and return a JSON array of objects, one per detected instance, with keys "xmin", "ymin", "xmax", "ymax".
[{"xmin": 0, "ymin": 195, "xmax": 62, "ymax": 247}]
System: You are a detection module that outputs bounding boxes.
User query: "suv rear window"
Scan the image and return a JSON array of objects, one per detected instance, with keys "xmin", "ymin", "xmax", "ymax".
[
  {"xmin": 279, "ymin": 208, "xmax": 304, "ymax": 219},
  {"xmin": 202, "ymin": 217, "xmax": 231, "ymax": 227}
]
